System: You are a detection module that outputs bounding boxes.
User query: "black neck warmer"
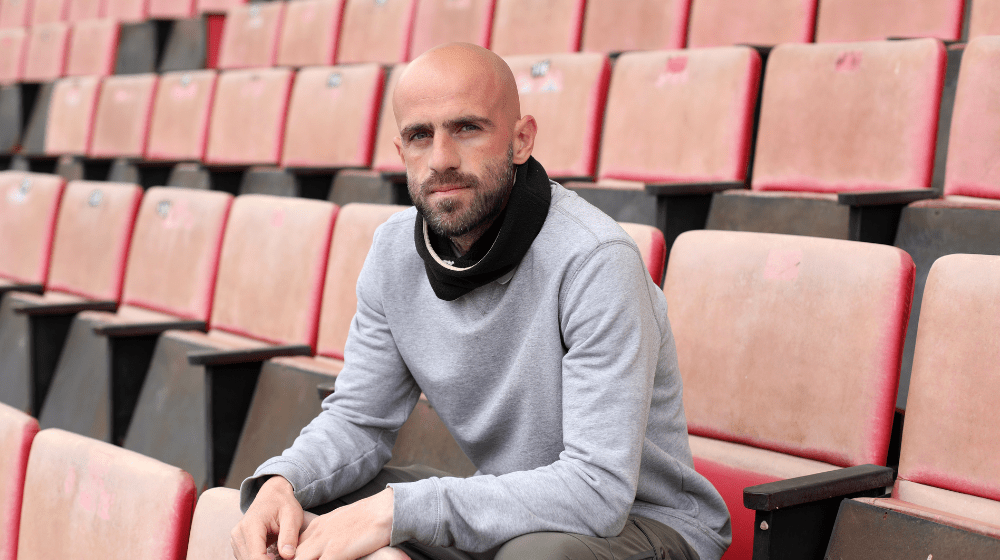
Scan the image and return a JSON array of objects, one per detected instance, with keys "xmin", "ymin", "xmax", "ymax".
[{"xmin": 414, "ymin": 156, "xmax": 552, "ymax": 301}]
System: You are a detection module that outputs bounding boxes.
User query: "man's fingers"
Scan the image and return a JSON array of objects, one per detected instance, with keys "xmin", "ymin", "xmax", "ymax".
[{"xmin": 276, "ymin": 505, "xmax": 303, "ymax": 559}]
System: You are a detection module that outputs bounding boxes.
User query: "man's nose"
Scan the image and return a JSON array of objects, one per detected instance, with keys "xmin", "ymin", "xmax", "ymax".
[{"xmin": 428, "ymin": 133, "xmax": 460, "ymax": 173}]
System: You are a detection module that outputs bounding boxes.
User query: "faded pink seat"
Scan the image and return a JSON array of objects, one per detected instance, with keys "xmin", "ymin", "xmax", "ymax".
[
  {"xmin": 104, "ymin": 0, "xmax": 150, "ymax": 22},
  {"xmin": 337, "ymin": 0, "xmax": 416, "ymax": 64},
  {"xmin": 44, "ymin": 76, "xmax": 102, "ymax": 156},
  {"xmin": 969, "ymin": 0, "xmax": 1000, "ymax": 39},
  {"xmin": 21, "ymin": 22, "xmax": 69, "ymax": 82},
  {"xmin": 29, "ymin": 0, "xmax": 66, "ymax": 25},
  {"xmin": 204, "ymin": 68, "xmax": 294, "ymax": 166},
  {"xmin": 664, "ymin": 230, "xmax": 914, "ymax": 560},
  {"xmin": 275, "ymin": 0, "xmax": 345, "ymax": 67},
  {"xmin": 196, "ymin": 0, "xmax": 245, "ymax": 14},
  {"xmin": 814, "ymin": 0, "xmax": 965, "ymax": 42},
  {"xmin": 0, "ymin": 28, "xmax": 26, "ymax": 84},
  {"xmin": 145, "ymin": 70, "xmax": 217, "ymax": 162},
  {"xmin": 88, "ymin": 73, "xmax": 158, "ymax": 160},
  {"xmin": 0, "ymin": 0, "xmax": 32, "ymax": 28},
  {"xmin": 490, "ymin": 0, "xmax": 585, "ymax": 56},
  {"xmin": 371, "ymin": 63, "xmax": 407, "ymax": 179},
  {"xmin": 687, "ymin": 0, "xmax": 817, "ymax": 47},
  {"xmin": 184, "ymin": 487, "xmax": 244, "ymax": 560},
  {"xmin": 17, "ymin": 429, "xmax": 196, "ymax": 560},
  {"xmin": 64, "ymin": 18, "xmax": 119, "ymax": 77},
  {"xmin": 580, "ymin": 0, "xmax": 689, "ymax": 53},
  {"xmin": 409, "ymin": 0, "xmax": 494, "ymax": 59},
  {"xmin": 504, "ymin": 52, "xmax": 610, "ymax": 181},
  {"xmin": 0, "ymin": 403, "xmax": 38, "ymax": 560},
  {"xmin": 66, "ymin": 0, "xmax": 101, "ymax": 21},
  {"xmin": 620, "ymin": 222, "xmax": 666, "ymax": 286},
  {"xmin": 149, "ymin": 0, "xmax": 195, "ymax": 18},
  {"xmin": 0, "ymin": 172, "xmax": 65, "ymax": 292},
  {"xmin": 217, "ymin": 2, "xmax": 285, "ymax": 69}
]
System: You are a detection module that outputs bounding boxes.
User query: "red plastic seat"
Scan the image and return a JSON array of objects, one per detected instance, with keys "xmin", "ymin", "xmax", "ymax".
[
  {"xmin": 204, "ymin": 68, "xmax": 294, "ymax": 166},
  {"xmin": 21, "ymin": 22, "xmax": 70, "ymax": 82},
  {"xmin": 0, "ymin": 27, "xmax": 26, "ymax": 84},
  {"xmin": 969, "ymin": 0, "xmax": 1000, "ymax": 39},
  {"xmin": 337, "ymin": 0, "xmax": 416, "ymax": 64},
  {"xmin": 89, "ymin": 73, "xmax": 158, "ymax": 160},
  {"xmin": 149, "ymin": 0, "xmax": 195, "ymax": 19},
  {"xmin": 371, "ymin": 62, "xmax": 406, "ymax": 178},
  {"xmin": 0, "ymin": 403, "xmax": 38, "ymax": 560},
  {"xmin": 184, "ymin": 488, "xmax": 244, "ymax": 560},
  {"xmin": 504, "ymin": 52, "xmax": 609, "ymax": 180},
  {"xmin": 409, "ymin": 0, "xmax": 494, "ymax": 59},
  {"xmin": 0, "ymin": 0, "xmax": 32, "ymax": 28},
  {"xmin": 44, "ymin": 76, "xmax": 102, "ymax": 156},
  {"xmin": 104, "ymin": 0, "xmax": 149, "ymax": 22},
  {"xmin": 17, "ymin": 429, "xmax": 196, "ymax": 560},
  {"xmin": 275, "ymin": 0, "xmax": 344, "ymax": 67},
  {"xmin": 814, "ymin": 0, "xmax": 965, "ymax": 42},
  {"xmin": 281, "ymin": 64, "xmax": 383, "ymax": 169},
  {"xmin": 145, "ymin": 70, "xmax": 217, "ymax": 162},
  {"xmin": 196, "ymin": 0, "xmax": 245, "ymax": 14},
  {"xmin": 620, "ymin": 222, "xmax": 665, "ymax": 286},
  {"xmin": 66, "ymin": 0, "xmax": 101, "ymax": 22},
  {"xmin": 0, "ymin": 172, "xmax": 66, "ymax": 290},
  {"xmin": 580, "ymin": 0, "xmax": 689, "ymax": 53},
  {"xmin": 490, "ymin": 0, "xmax": 585, "ymax": 56},
  {"xmin": 217, "ymin": 1, "xmax": 285, "ymax": 69},
  {"xmin": 687, "ymin": 0, "xmax": 817, "ymax": 47},
  {"xmin": 64, "ymin": 19, "xmax": 119, "ymax": 77},
  {"xmin": 664, "ymin": 229, "xmax": 914, "ymax": 560},
  {"xmin": 29, "ymin": 0, "xmax": 66, "ymax": 25}
]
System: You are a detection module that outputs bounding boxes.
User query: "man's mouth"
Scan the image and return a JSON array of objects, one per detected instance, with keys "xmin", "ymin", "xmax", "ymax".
[{"xmin": 429, "ymin": 184, "xmax": 468, "ymax": 194}]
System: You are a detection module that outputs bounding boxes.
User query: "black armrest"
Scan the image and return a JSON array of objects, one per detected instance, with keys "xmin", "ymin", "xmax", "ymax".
[
  {"xmin": 837, "ymin": 189, "xmax": 937, "ymax": 207},
  {"xmin": 645, "ymin": 181, "xmax": 746, "ymax": 196},
  {"xmin": 188, "ymin": 344, "xmax": 312, "ymax": 366},
  {"xmin": 94, "ymin": 320, "xmax": 207, "ymax": 337},
  {"xmin": 745, "ymin": 464, "xmax": 894, "ymax": 511},
  {"xmin": 317, "ymin": 382, "xmax": 336, "ymax": 401},
  {"xmin": 0, "ymin": 284, "xmax": 45, "ymax": 297},
  {"xmin": 14, "ymin": 299, "xmax": 117, "ymax": 316}
]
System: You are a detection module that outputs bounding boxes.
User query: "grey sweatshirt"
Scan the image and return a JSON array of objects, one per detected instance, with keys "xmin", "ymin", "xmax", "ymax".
[{"xmin": 242, "ymin": 183, "xmax": 731, "ymax": 560}]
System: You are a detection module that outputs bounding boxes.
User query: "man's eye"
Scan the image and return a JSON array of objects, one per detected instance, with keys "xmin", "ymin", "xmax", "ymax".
[
  {"xmin": 409, "ymin": 132, "xmax": 429, "ymax": 142},
  {"xmin": 460, "ymin": 124, "xmax": 480, "ymax": 132}
]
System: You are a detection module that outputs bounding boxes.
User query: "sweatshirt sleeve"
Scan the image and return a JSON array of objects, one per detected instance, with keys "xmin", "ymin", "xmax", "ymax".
[
  {"xmin": 388, "ymin": 240, "xmax": 664, "ymax": 551},
  {"xmin": 240, "ymin": 228, "xmax": 422, "ymax": 512}
]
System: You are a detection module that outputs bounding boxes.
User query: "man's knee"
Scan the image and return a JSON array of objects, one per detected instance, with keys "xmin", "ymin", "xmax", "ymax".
[{"xmin": 494, "ymin": 532, "xmax": 599, "ymax": 560}]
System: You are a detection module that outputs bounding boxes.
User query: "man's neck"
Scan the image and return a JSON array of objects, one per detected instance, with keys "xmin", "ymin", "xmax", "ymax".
[{"xmin": 448, "ymin": 218, "xmax": 497, "ymax": 257}]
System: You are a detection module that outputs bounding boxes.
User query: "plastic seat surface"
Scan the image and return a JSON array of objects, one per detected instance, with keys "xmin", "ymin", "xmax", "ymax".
[
  {"xmin": 21, "ymin": 22, "xmax": 69, "ymax": 82},
  {"xmin": 17, "ymin": 429, "xmax": 196, "ymax": 560},
  {"xmin": 0, "ymin": 28, "xmax": 26, "ymax": 84},
  {"xmin": 409, "ymin": 0, "xmax": 494, "ymax": 59},
  {"xmin": 752, "ymin": 39, "xmax": 945, "ymax": 194},
  {"xmin": 204, "ymin": 67, "xmax": 294, "ymax": 166},
  {"xmin": 619, "ymin": 222, "xmax": 665, "ymax": 286},
  {"xmin": 814, "ymin": 0, "xmax": 965, "ymax": 42},
  {"xmin": 371, "ymin": 62, "xmax": 406, "ymax": 176},
  {"xmin": 275, "ymin": 0, "xmax": 345, "ymax": 67},
  {"xmin": 89, "ymin": 73, "xmax": 158, "ymax": 159},
  {"xmin": 64, "ymin": 18, "xmax": 119, "ymax": 77},
  {"xmin": 44, "ymin": 76, "xmax": 102, "ymax": 156},
  {"xmin": 580, "ymin": 0, "xmax": 689, "ymax": 53},
  {"xmin": 104, "ymin": 0, "xmax": 149, "ymax": 21},
  {"xmin": 505, "ymin": 52, "xmax": 609, "ymax": 180},
  {"xmin": 0, "ymin": 172, "xmax": 65, "ymax": 287},
  {"xmin": 490, "ymin": 0, "xmax": 585, "ymax": 56},
  {"xmin": 217, "ymin": 1, "xmax": 285, "ymax": 69},
  {"xmin": 149, "ymin": 0, "xmax": 195, "ymax": 18},
  {"xmin": 337, "ymin": 0, "xmax": 416, "ymax": 64},
  {"xmin": 969, "ymin": 0, "xmax": 1000, "ymax": 39},
  {"xmin": 0, "ymin": 0, "xmax": 32, "ymax": 28},
  {"xmin": 66, "ymin": 0, "xmax": 102, "ymax": 21},
  {"xmin": 185, "ymin": 487, "xmax": 243, "ymax": 560},
  {"xmin": 197, "ymin": 0, "xmax": 246, "ymax": 14},
  {"xmin": 687, "ymin": 0, "xmax": 817, "ymax": 47},
  {"xmin": 0, "ymin": 403, "xmax": 38, "ymax": 560},
  {"xmin": 281, "ymin": 64, "xmax": 384, "ymax": 169},
  {"xmin": 29, "ymin": 0, "xmax": 66, "ymax": 25},
  {"xmin": 145, "ymin": 70, "xmax": 217, "ymax": 162}
]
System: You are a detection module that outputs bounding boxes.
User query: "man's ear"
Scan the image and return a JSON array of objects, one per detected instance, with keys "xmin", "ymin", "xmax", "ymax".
[
  {"xmin": 393, "ymin": 136, "xmax": 404, "ymax": 163},
  {"xmin": 512, "ymin": 115, "xmax": 537, "ymax": 165}
]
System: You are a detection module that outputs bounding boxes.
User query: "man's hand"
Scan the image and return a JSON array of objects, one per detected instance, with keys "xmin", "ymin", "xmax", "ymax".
[
  {"xmin": 232, "ymin": 476, "xmax": 305, "ymax": 560},
  {"xmin": 292, "ymin": 488, "xmax": 396, "ymax": 560}
]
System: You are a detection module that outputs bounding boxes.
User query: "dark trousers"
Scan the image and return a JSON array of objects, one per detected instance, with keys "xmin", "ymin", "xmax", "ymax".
[{"xmin": 310, "ymin": 465, "xmax": 701, "ymax": 560}]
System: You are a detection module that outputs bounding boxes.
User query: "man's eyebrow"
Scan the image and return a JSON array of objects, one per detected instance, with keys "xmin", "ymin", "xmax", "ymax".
[{"xmin": 445, "ymin": 116, "xmax": 493, "ymax": 129}]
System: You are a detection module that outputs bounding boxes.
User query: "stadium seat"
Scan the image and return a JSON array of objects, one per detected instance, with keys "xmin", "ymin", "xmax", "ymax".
[
  {"xmin": 150, "ymin": 0, "xmax": 195, "ymax": 18},
  {"xmin": 0, "ymin": 180, "xmax": 141, "ymax": 415},
  {"xmin": 371, "ymin": 62, "xmax": 406, "ymax": 180},
  {"xmin": 88, "ymin": 73, "xmax": 158, "ymax": 176},
  {"xmin": 337, "ymin": 0, "xmax": 416, "ymax": 64},
  {"xmin": 409, "ymin": 0, "xmax": 494, "ymax": 59},
  {"xmin": 17, "ymin": 429, "xmax": 196, "ymax": 560},
  {"xmin": 580, "ymin": 0, "xmax": 689, "ymax": 53},
  {"xmin": 0, "ymin": 403, "xmax": 38, "ymax": 560},
  {"xmin": 0, "ymin": 27, "xmax": 26, "ymax": 84},
  {"xmin": 0, "ymin": 0, "xmax": 32, "ymax": 28},
  {"xmin": 664, "ymin": 229, "xmax": 914, "ymax": 560},
  {"xmin": 504, "ymin": 52, "xmax": 610, "ymax": 181},
  {"xmin": 185, "ymin": 487, "xmax": 244, "ymax": 560},
  {"xmin": 489, "ymin": 0, "xmax": 585, "ymax": 56},
  {"xmin": 44, "ymin": 75, "xmax": 101, "ymax": 157},
  {"xmin": 821, "ymin": 254, "xmax": 1000, "ymax": 559},
  {"xmin": 123, "ymin": 194, "xmax": 336, "ymax": 491},
  {"xmin": 706, "ymin": 39, "xmax": 945, "ymax": 246},
  {"xmin": 66, "ymin": 0, "xmax": 101, "ymax": 21},
  {"xmin": 204, "ymin": 67, "xmax": 294, "ymax": 167},
  {"xmin": 0, "ymin": 171, "xmax": 65, "ymax": 295},
  {"xmin": 30, "ymin": 0, "xmax": 66, "ymax": 25},
  {"xmin": 275, "ymin": 0, "xmax": 344, "ymax": 67},
  {"xmin": 145, "ymin": 70, "xmax": 217, "ymax": 163},
  {"xmin": 569, "ymin": 46, "xmax": 760, "ymax": 254},
  {"xmin": 21, "ymin": 22, "xmax": 70, "ymax": 82},
  {"xmin": 969, "ymin": 0, "xmax": 1000, "ymax": 39},
  {"xmin": 104, "ymin": 0, "xmax": 150, "ymax": 21},
  {"xmin": 10, "ymin": 83, "xmax": 54, "ymax": 163},
  {"xmin": 64, "ymin": 19, "xmax": 119, "ymax": 77},
  {"xmin": 217, "ymin": 1, "xmax": 285, "ymax": 69},
  {"xmin": 38, "ymin": 187, "xmax": 232, "ymax": 445},
  {"xmin": 197, "ymin": 0, "xmax": 246, "ymax": 13},
  {"xmin": 620, "ymin": 222, "xmax": 666, "ymax": 286},
  {"xmin": 686, "ymin": 0, "xmax": 817, "ymax": 47},
  {"xmin": 814, "ymin": 0, "xmax": 965, "ymax": 43}
]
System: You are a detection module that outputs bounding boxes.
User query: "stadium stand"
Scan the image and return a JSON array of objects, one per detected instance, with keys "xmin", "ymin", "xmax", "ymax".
[
  {"xmin": 66, "ymin": 0, "xmax": 101, "ymax": 22},
  {"xmin": 0, "ymin": 403, "xmax": 38, "ymax": 560},
  {"xmin": 336, "ymin": 0, "xmax": 417, "ymax": 64},
  {"xmin": 217, "ymin": 1, "xmax": 285, "ymax": 69},
  {"xmin": 664, "ymin": 229, "xmax": 914, "ymax": 560},
  {"xmin": 969, "ymin": 0, "xmax": 1000, "ymax": 38},
  {"xmin": 0, "ymin": 171, "xmax": 65, "ymax": 295},
  {"xmin": 145, "ymin": 70, "xmax": 216, "ymax": 163},
  {"xmin": 580, "ymin": 0, "xmax": 689, "ymax": 53},
  {"xmin": 198, "ymin": 0, "xmax": 246, "ymax": 13},
  {"xmin": 44, "ymin": 75, "xmax": 101, "ymax": 161},
  {"xmin": 814, "ymin": 0, "xmax": 965, "ymax": 42},
  {"xmin": 65, "ymin": 18, "xmax": 120, "ymax": 77},
  {"xmin": 149, "ymin": 0, "xmax": 196, "ymax": 19},
  {"xmin": 0, "ymin": 0, "xmax": 32, "ymax": 28},
  {"xmin": 38, "ymin": 187, "xmax": 232, "ymax": 445},
  {"xmin": 17, "ymin": 429, "xmax": 196, "ymax": 560},
  {"xmin": 0, "ymin": 180, "xmax": 141, "ymax": 416},
  {"xmin": 409, "ymin": 0, "xmax": 494, "ymax": 59},
  {"xmin": 275, "ymin": 0, "xmax": 345, "ymax": 67},
  {"xmin": 0, "ymin": 29, "xmax": 26, "ymax": 163},
  {"xmin": 21, "ymin": 22, "xmax": 70, "ymax": 83},
  {"xmin": 104, "ymin": 0, "xmax": 151, "ymax": 21},
  {"xmin": 122, "ymin": 194, "xmax": 336, "ymax": 491},
  {"xmin": 0, "ymin": 27, "xmax": 26, "ymax": 84},
  {"xmin": 30, "ymin": 0, "xmax": 66, "ymax": 25},
  {"xmin": 87, "ymin": 73, "xmax": 158, "ymax": 182},
  {"xmin": 370, "ymin": 62, "xmax": 406, "ymax": 178},
  {"xmin": 686, "ymin": 0, "xmax": 817, "ymax": 48},
  {"xmin": 185, "ymin": 487, "xmax": 246, "ymax": 560},
  {"xmin": 489, "ymin": 0, "xmax": 585, "ymax": 56}
]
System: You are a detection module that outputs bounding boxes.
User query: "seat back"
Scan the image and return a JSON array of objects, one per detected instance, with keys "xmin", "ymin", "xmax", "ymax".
[
  {"xmin": 276, "ymin": 0, "xmax": 344, "ymax": 67},
  {"xmin": 30, "ymin": 0, "xmax": 66, "ymax": 25},
  {"xmin": 204, "ymin": 68, "xmax": 294, "ymax": 166},
  {"xmin": 149, "ymin": 0, "xmax": 195, "ymax": 18},
  {"xmin": 66, "ymin": 0, "xmax": 101, "ymax": 21},
  {"xmin": 184, "ymin": 488, "xmax": 243, "ymax": 560},
  {"xmin": 46, "ymin": 180, "xmax": 142, "ymax": 301},
  {"xmin": 281, "ymin": 63, "xmax": 383, "ymax": 169},
  {"xmin": 145, "ymin": 70, "xmax": 217, "ymax": 162},
  {"xmin": 942, "ymin": 36, "xmax": 1000, "ymax": 201},
  {"xmin": 17, "ymin": 429, "xmax": 196, "ymax": 560},
  {"xmin": 198, "ymin": 0, "xmax": 245, "ymax": 13},
  {"xmin": 210, "ymin": 195, "xmax": 336, "ymax": 351},
  {"xmin": 22, "ymin": 22, "xmax": 69, "ymax": 82},
  {"xmin": 0, "ymin": 28, "xmax": 26, "ymax": 84},
  {"xmin": 65, "ymin": 18, "xmax": 119, "ymax": 76},
  {"xmin": 316, "ymin": 203, "xmax": 405, "ymax": 359},
  {"xmin": 505, "ymin": 52, "xmax": 609, "ymax": 180},
  {"xmin": 104, "ymin": 0, "xmax": 149, "ymax": 22},
  {"xmin": 89, "ymin": 73, "xmax": 158, "ymax": 160},
  {"xmin": 687, "ymin": 0, "xmax": 816, "ymax": 47},
  {"xmin": 217, "ymin": 1, "xmax": 285, "ymax": 69},
  {"xmin": 752, "ymin": 39, "xmax": 945, "ymax": 194},
  {"xmin": 815, "ymin": 0, "xmax": 964, "ymax": 42},
  {"xmin": 409, "ymin": 0, "xmax": 494, "ymax": 59},
  {"xmin": 0, "ymin": 0, "xmax": 32, "ymax": 28},
  {"xmin": 620, "ymin": 222, "xmax": 665, "ymax": 286},
  {"xmin": 0, "ymin": 403, "xmax": 38, "ymax": 560},
  {"xmin": 44, "ymin": 75, "xmax": 101, "ymax": 156},
  {"xmin": 371, "ymin": 62, "xmax": 406, "ymax": 176},
  {"xmin": 969, "ymin": 0, "xmax": 1000, "ymax": 39},
  {"xmin": 490, "ymin": 0, "xmax": 585, "ymax": 56},
  {"xmin": 581, "ymin": 0, "xmax": 688, "ymax": 53},
  {"xmin": 0, "ymin": 172, "xmax": 65, "ymax": 286},
  {"xmin": 337, "ymin": 0, "xmax": 416, "ymax": 64},
  {"xmin": 597, "ymin": 47, "xmax": 760, "ymax": 186}
]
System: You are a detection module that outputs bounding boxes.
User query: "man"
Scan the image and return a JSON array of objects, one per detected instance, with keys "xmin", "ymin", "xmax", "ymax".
[{"xmin": 232, "ymin": 43, "xmax": 731, "ymax": 560}]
